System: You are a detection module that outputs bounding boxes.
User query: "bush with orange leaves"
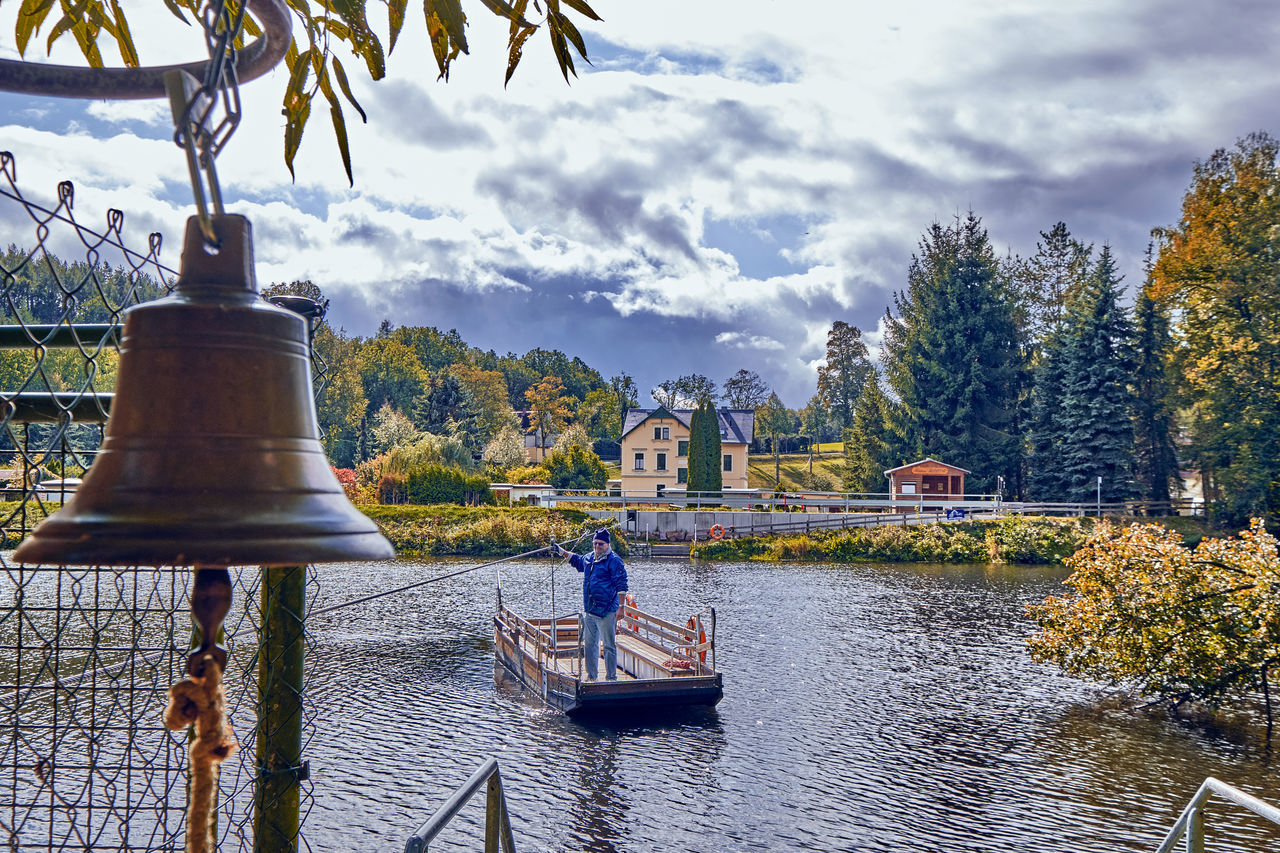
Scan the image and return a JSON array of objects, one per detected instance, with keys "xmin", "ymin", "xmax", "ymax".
[{"xmin": 1027, "ymin": 520, "xmax": 1280, "ymax": 734}]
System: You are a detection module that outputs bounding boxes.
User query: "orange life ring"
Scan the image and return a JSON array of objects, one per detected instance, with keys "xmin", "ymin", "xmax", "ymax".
[
  {"xmin": 685, "ymin": 617, "xmax": 707, "ymax": 663},
  {"xmin": 622, "ymin": 594, "xmax": 639, "ymax": 632},
  {"xmin": 708, "ymin": 524, "xmax": 725, "ymax": 540}
]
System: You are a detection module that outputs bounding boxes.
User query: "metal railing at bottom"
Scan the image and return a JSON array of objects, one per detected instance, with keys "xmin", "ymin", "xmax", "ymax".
[
  {"xmin": 404, "ymin": 757, "xmax": 517, "ymax": 853},
  {"xmin": 1154, "ymin": 777, "xmax": 1280, "ymax": 853}
]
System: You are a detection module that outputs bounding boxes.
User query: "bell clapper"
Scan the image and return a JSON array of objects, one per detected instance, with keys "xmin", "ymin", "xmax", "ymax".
[{"xmin": 188, "ymin": 566, "xmax": 232, "ymax": 677}]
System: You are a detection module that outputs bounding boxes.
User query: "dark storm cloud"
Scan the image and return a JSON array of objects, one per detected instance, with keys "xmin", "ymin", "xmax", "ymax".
[
  {"xmin": 476, "ymin": 162, "xmax": 699, "ymax": 260},
  {"xmin": 337, "ymin": 217, "xmax": 394, "ymax": 246},
  {"xmin": 367, "ymin": 81, "xmax": 491, "ymax": 149}
]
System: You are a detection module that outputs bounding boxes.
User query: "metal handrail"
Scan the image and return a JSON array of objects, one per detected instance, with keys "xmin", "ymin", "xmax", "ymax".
[
  {"xmin": 1154, "ymin": 777, "xmax": 1280, "ymax": 853},
  {"xmin": 404, "ymin": 757, "xmax": 517, "ymax": 853}
]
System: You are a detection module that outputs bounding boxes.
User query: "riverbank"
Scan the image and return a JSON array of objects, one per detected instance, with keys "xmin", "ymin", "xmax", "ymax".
[
  {"xmin": 693, "ymin": 515, "xmax": 1091, "ymax": 564},
  {"xmin": 358, "ymin": 504, "xmax": 604, "ymax": 557},
  {"xmin": 360, "ymin": 508, "xmax": 1214, "ymax": 564},
  {"xmin": 0, "ymin": 501, "xmax": 1212, "ymax": 563}
]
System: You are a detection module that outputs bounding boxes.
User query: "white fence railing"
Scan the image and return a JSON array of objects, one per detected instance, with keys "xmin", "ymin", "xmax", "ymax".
[{"xmin": 501, "ymin": 487, "xmax": 1205, "ymax": 518}]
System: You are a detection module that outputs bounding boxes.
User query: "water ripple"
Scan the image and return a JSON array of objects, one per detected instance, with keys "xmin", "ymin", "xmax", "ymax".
[{"xmin": 302, "ymin": 559, "xmax": 1280, "ymax": 852}]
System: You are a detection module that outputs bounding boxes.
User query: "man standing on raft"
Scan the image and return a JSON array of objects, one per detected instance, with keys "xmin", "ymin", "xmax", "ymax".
[{"xmin": 552, "ymin": 529, "xmax": 629, "ymax": 681}]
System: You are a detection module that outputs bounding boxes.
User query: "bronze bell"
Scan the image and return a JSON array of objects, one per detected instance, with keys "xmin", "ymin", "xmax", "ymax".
[{"xmin": 13, "ymin": 215, "xmax": 394, "ymax": 567}]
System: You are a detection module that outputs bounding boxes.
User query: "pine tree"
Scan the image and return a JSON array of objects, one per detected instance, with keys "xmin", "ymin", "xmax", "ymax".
[
  {"xmin": 1132, "ymin": 271, "xmax": 1181, "ymax": 508},
  {"xmin": 842, "ymin": 369, "xmax": 893, "ymax": 493},
  {"xmin": 882, "ymin": 213, "xmax": 1023, "ymax": 492},
  {"xmin": 1024, "ymin": 222, "xmax": 1092, "ymax": 344},
  {"xmin": 1055, "ymin": 246, "xmax": 1138, "ymax": 503}
]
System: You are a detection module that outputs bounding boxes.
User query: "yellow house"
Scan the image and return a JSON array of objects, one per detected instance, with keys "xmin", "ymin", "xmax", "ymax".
[{"xmin": 619, "ymin": 406, "xmax": 754, "ymax": 496}]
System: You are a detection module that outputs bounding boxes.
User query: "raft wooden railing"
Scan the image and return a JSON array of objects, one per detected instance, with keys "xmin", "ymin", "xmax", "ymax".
[
  {"xmin": 1153, "ymin": 777, "xmax": 1280, "ymax": 853},
  {"xmin": 620, "ymin": 604, "xmax": 716, "ymax": 675},
  {"xmin": 403, "ymin": 756, "xmax": 517, "ymax": 853}
]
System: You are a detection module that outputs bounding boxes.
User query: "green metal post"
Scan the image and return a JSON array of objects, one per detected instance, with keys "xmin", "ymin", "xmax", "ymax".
[{"xmin": 255, "ymin": 563, "xmax": 307, "ymax": 853}]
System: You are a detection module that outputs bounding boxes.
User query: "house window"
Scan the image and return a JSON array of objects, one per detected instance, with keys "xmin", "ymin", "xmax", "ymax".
[
  {"xmin": 654, "ymin": 426, "xmax": 661, "ymax": 440},
  {"xmin": 657, "ymin": 452, "xmax": 667, "ymax": 471},
  {"xmin": 677, "ymin": 468, "xmax": 687, "ymax": 484},
  {"xmin": 723, "ymin": 454, "xmax": 732, "ymax": 472},
  {"xmin": 633, "ymin": 452, "xmax": 645, "ymax": 471},
  {"xmin": 653, "ymin": 426, "xmax": 670, "ymax": 440},
  {"xmin": 677, "ymin": 440, "xmax": 689, "ymax": 457},
  {"xmin": 900, "ymin": 482, "xmax": 917, "ymax": 495}
]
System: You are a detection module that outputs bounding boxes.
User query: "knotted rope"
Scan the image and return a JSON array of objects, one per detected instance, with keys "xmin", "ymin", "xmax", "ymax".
[{"xmin": 164, "ymin": 653, "xmax": 239, "ymax": 853}]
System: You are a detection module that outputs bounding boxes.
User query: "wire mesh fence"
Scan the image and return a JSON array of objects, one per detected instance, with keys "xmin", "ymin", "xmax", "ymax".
[{"xmin": 0, "ymin": 151, "xmax": 321, "ymax": 851}]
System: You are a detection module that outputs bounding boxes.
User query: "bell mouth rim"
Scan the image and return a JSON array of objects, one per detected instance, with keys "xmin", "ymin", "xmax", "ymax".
[{"xmin": 12, "ymin": 528, "xmax": 396, "ymax": 567}]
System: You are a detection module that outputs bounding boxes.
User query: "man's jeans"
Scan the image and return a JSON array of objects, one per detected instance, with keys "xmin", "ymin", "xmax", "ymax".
[{"xmin": 582, "ymin": 609, "xmax": 618, "ymax": 680}]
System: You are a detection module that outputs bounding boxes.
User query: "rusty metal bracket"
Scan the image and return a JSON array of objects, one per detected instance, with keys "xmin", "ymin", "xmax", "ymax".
[{"xmin": 0, "ymin": 0, "xmax": 291, "ymax": 100}]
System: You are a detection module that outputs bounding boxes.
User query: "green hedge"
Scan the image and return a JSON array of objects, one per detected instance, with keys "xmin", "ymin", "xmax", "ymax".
[
  {"xmin": 406, "ymin": 465, "xmax": 495, "ymax": 506},
  {"xmin": 695, "ymin": 517, "xmax": 1097, "ymax": 564},
  {"xmin": 359, "ymin": 504, "xmax": 622, "ymax": 557}
]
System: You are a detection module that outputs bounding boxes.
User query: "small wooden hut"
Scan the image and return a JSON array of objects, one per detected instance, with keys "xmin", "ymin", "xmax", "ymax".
[{"xmin": 884, "ymin": 458, "xmax": 968, "ymax": 501}]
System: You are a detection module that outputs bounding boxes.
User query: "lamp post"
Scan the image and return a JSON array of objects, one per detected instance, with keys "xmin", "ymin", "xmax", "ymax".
[{"xmin": 1097, "ymin": 475, "xmax": 1102, "ymax": 517}]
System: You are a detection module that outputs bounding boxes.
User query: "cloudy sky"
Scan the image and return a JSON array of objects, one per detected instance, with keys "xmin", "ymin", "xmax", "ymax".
[{"xmin": 2, "ymin": 1, "xmax": 1277, "ymax": 407}]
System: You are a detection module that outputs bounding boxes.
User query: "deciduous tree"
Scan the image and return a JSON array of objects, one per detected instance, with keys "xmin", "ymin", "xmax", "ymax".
[
  {"xmin": 19, "ymin": 0, "xmax": 604, "ymax": 182},
  {"xmin": 1028, "ymin": 520, "xmax": 1280, "ymax": 736},
  {"xmin": 576, "ymin": 388, "xmax": 621, "ymax": 441},
  {"xmin": 609, "ymin": 373, "xmax": 639, "ymax": 437},
  {"xmin": 759, "ymin": 392, "xmax": 791, "ymax": 487},
  {"xmin": 482, "ymin": 422, "xmax": 527, "ymax": 471},
  {"xmin": 651, "ymin": 374, "xmax": 717, "ymax": 410},
  {"xmin": 1152, "ymin": 131, "xmax": 1280, "ymax": 524},
  {"xmin": 357, "ymin": 335, "xmax": 426, "ymax": 419},
  {"xmin": 524, "ymin": 374, "xmax": 571, "ymax": 451},
  {"xmin": 816, "ymin": 322, "xmax": 870, "ymax": 432},
  {"xmin": 722, "ymin": 369, "xmax": 770, "ymax": 409}
]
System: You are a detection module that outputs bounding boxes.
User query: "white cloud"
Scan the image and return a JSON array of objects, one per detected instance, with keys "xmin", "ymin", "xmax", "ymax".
[
  {"xmin": 715, "ymin": 331, "xmax": 784, "ymax": 351},
  {"xmin": 2, "ymin": 1, "xmax": 1279, "ymax": 405}
]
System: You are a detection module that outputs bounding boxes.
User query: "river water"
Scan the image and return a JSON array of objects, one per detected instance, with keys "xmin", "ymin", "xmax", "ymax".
[{"xmin": 303, "ymin": 557, "xmax": 1280, "ymax": 852}]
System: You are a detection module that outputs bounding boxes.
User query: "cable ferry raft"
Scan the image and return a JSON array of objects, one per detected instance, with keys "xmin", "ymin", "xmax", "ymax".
[{"xmin": 493, "ymin": 601, "xmax": 723, "ymax": 716}]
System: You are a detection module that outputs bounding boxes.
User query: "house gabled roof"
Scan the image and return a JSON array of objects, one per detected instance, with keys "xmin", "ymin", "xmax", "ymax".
[
  {"xmin": 883, "ymin": 457, "xmax": 971, "ymax": 476},
  {"xmin": 622, "ymin": 407, "xmax": 755, "ymax": 444}
]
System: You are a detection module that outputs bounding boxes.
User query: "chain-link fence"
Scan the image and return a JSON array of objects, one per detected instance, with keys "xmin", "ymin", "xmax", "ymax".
[{"xmin": 0, "ymin": 151, "xmax": 320, "ymax": 851}]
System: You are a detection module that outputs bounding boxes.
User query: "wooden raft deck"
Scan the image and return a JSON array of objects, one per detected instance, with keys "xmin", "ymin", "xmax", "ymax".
[{"xmin": 493, "ymin": 604, "xmax": 723, "ymax": 715}]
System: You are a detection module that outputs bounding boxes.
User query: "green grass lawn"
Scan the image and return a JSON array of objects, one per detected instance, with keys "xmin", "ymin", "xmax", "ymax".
[{"xmin": 748, "ymin": 451, "xmax": 846, "ymax": 490}]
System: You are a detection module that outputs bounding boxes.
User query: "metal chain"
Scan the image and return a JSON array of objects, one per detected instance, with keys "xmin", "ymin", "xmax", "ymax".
[{"xmin": 168, "ymin": 0, "xmax": 250, "ymax": 247}]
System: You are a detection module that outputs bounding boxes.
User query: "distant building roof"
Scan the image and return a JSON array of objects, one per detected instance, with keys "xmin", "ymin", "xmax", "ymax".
[
  {"xmin": 883, "ymin": 458, "xmax": 970, "ymax": 476},
  {"xmin": 622, "ymin": 407, "xmax": 755, "ymax": 444}
]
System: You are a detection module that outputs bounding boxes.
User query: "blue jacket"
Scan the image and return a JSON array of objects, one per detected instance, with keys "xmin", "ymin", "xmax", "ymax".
[{"xmin": 568, "ymin": 549, "xmax": 628, "ymax": 617}]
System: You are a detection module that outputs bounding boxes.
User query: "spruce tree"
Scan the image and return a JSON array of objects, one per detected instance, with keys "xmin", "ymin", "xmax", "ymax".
[
  {"xmin": 1056, "ymin": 246, "xmax": 1138, "ymax": 503},
  {"xmin": 881, "ymin": 213, "xmax": 1023, "ymax": 492},
  {"xmin": 1026, "ymin": 338, "xmax": 1069, "ymax": 500},
  {"xmin": 1131, "ymin": 280, "xmax": 1181, "ymax": 507},
  {"xmin": 842, "ymin": 369, "xmax": 893, "ymax": 493}
]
